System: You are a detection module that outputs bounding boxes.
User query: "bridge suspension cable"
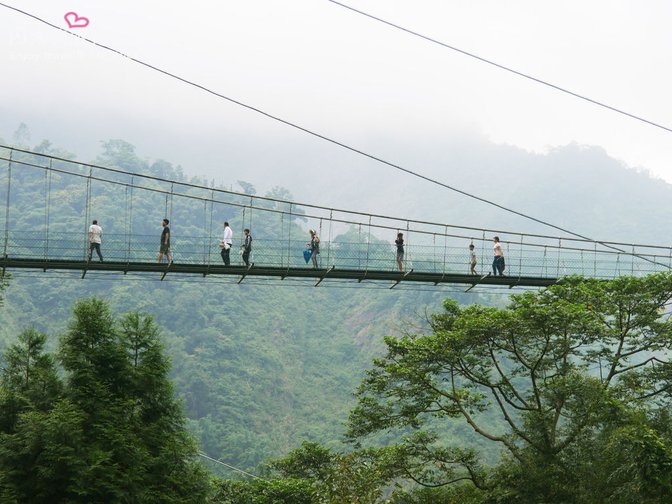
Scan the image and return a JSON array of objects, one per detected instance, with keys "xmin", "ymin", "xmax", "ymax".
[
  {"xmin": 9, "ymin": 269, "xmax": 529, "ymax": 296},
  {"xmin": 197, "ymin": 452, "xmax": 265, "ymax": 481}
]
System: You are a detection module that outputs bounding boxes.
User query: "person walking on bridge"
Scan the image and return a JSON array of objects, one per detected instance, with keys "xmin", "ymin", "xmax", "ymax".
[
  {"xmin": 220, "ymin": 222, "xmax": 233, "ymax": 265},
  {"xmin": 492, "ymin": 236, "xmax": 505, "ymax": 276},
  {"xmin": 241, "ymin": 228, "xmax": 252, "ymax": 267},
  {"xmin": 309, "ymin": 229, "xmax": 320, "ymax": 268},
  {"xmin": 87, "ymin": 219, "xmax": 103, "ymax": 262},
  {"xmin": 395, "ymin": 232, "xmax": 404, "ymax": 272},
  {"xmin": 469, "ymin": 243, "xmax": 478, "ymax": 275},
  {"xmin": 158, "ymin": 218, "xmax": 172, "ymax": 265}
]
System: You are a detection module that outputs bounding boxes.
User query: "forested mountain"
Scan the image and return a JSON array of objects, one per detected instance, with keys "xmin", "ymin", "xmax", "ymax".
[
  {"xmin": 0, "ymin": 136, "xmax": 483, "ymax": 475},
  {"xmin": 1, "ymin": 130, "xmax": 671, "ymax": 486}
]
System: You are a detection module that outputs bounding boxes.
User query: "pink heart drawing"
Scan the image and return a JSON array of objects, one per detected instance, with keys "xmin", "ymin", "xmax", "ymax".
[{"xmin": 64, "ymin": 12, "xmax": 89, "ymax": 29}]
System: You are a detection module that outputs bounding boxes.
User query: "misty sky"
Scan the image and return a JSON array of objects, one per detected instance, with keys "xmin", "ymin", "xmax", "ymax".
[{"xmin": 2, "ymin": 0, "xmax": 672, "ymax": 216}]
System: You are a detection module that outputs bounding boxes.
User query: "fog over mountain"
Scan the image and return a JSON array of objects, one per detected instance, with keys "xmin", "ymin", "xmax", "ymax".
[{"xmin": 2, "ymin": 120, "xmax": 668, "ymax": 246}]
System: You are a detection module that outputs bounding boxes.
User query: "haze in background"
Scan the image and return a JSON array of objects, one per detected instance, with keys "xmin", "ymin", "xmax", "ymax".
[{"xmin": 2, "ymin": 0, "xmax": 671, "ymax": 233}]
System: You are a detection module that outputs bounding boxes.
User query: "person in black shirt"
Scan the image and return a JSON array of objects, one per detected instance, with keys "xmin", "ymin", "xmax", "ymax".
[
  {"xmin": 157, "ymin": 218, "xmax": 172, "ymax": 265},
  {"xmin": 241, "ymin": 228, "xmax": 252, "ymax": 266},
  {"xmin": 395, "ymin": 232, "xmax": 404, "ymax": 272}
]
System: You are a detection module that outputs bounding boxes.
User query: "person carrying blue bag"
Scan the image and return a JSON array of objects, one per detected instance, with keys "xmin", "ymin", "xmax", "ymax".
[{"xmin": 307, "ymin": 229, "xmax": 320, "ymax": 268}]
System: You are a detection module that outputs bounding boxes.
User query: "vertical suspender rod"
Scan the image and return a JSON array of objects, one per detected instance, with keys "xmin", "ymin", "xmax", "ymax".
[
  {"xmin": 3, "ymin": 150, "xmax": 12, "ymax": 259},
  {"xmin": 44, "ymin": 159, "xmax": 52, "ymax": 260}
]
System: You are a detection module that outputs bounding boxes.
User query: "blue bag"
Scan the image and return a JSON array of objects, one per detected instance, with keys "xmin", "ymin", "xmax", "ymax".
[{"xmin": 303, "ymin": 250, "xmax": 312, "ymax": 263}]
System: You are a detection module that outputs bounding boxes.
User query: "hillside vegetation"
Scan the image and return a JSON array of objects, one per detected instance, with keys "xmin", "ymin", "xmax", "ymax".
[
  {"xmin": 1, "ymin": 132, "xmax": 672, "ymax": 499},
  {"xmin": 0, "ymin": 137, "xmax": 482, "ymax": 473}
]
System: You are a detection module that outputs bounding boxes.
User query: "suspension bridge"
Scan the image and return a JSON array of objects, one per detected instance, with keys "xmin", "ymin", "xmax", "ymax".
[{"xmin": 1, "ymin": 145, "xmax": 671, "ymax": 289}]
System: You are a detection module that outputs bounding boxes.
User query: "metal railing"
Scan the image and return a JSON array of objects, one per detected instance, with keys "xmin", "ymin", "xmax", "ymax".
[
  {"xmin": 2, "ymin": 144, "xmax": 672, "ymax": 283},
  {"xmin": 1, "ymin": 230, "xmax": 669, "ymax": 279}
]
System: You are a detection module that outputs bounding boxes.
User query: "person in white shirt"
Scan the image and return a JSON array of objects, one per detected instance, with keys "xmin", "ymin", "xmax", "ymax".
[
  {"xmin": 220, "ymin": 221, "xmax": 233, "ymax": 265},
  {"xmin": 469, "ymin": 243, "xmax": 477, "ymax": 275},
  {"xmin": 88, "ymin": 219, "xmax": 103, "ymax": 262}
]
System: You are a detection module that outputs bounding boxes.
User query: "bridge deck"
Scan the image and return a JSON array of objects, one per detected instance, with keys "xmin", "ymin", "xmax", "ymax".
[{"xmin": 0, "ymin": 257, "xmax": 557, "ymax": 288}]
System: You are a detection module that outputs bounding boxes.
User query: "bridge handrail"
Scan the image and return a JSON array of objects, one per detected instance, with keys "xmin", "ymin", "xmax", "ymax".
[{"xmin": 2, "ymin": 145, "xmax": 670, "ymax": 255}]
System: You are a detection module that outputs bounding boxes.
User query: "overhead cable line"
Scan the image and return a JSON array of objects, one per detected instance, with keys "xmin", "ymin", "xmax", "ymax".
[
  {"xmin": 197, "ymin": 452, "xmax": 265, "ymax": 480},
  {"xmin": 326, "ymin": 0, "xmax": 672, "ymax": 135},
  {"xmin": 0, "ymin": 2, "xmax": 661, "ymax": 262}
]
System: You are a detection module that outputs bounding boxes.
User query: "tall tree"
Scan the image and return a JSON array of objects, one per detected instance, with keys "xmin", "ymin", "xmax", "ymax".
[
  {"xmin": 0, "ymin": 298, "xmax": 210, "ymax": 503},
  {"xmin": 347, "ymin": 274, "xmax": 672, "ymax": 502},
  {"xmin": 0, "ymin": 328, "xmax": 60, "ymax": 429},
  {"xmin": 97, "ymin": 139, "xmax": 148, "ymax": 174},
  {"xmin": 271, "ymin": 441, "xmax": 390, "ymax": 503},
  {"xmin": 119, "ymin": 311, "xmax": 210, "ymax": 502},
  {"xmin": 0, "ymin": 328, "xmax": 65, "ymax": 502}
]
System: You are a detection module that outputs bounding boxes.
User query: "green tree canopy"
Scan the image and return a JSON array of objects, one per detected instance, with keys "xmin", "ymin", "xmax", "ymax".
[
  {"xmin": 348, "ymin": 274, "xmax": 672, "ymax": 503},
  {"xmin": 0, "ymin": 327, "xmax": 60, "ymax": 432},
  {"xmin": 0, "ymin": 298, "xmax": 210, "ymax": 503},
  {"xmin": 212, "ymin": 441, "xmax": 392, "ymax": 504}
]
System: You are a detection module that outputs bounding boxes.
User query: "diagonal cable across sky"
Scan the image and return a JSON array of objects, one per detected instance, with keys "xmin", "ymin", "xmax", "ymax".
[{"xmin": 326, "ymin": 0, "xmax": 672, "ymax": 135}]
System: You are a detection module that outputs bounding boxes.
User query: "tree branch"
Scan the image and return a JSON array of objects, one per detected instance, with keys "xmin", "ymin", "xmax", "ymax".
[
  {"xmin": 488, "ymin": 345, "xmax": 532, "ymax": 410},
  {"xmin": 454, "ymin": 359, "xmax": 533, "ymax": 412},
  {"xmin": 636, "ymin": 382, "xmax": 672, "ymax": 401},
  {"xmin": 605, "ymin": 306, "xmax": 629, "ymax": 386},
  {"xmin": 449, "ymin": 370, "xmax": 523, "ymax": 461},
  {"xmin": 509, "ymin": 331, "xmax": 534, "ymax": 371},
  {"xmin": 610, "ymin": 356, "xmax": 664, "ymax": 377},
  {"xmin": 489, "ymin": 388, "xmax": 542, "ymax": 451},
  {"xmin": 402, "ymin": 467, "xmax": 472, "ymax": 488}
]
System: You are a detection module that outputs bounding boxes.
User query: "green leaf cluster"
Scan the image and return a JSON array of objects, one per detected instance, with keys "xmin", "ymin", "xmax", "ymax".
[{"xmin": 212, "ymin": 441, "xmax": 396, "ymax": 503}]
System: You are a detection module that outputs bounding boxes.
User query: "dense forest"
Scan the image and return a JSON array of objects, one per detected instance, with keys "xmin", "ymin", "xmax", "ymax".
[
  {"xmin": 1, "ymin": 133, "xmax": 672, "ymax": 502},
  {"xmin": 0, "ymin": 137, "xmax": 489, "ymax": 468}
]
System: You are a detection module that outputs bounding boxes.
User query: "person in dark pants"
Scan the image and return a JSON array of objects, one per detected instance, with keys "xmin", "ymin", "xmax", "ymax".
[
  {"xmin": 309, "ymin": 229, "xmax": 320, "ymax": 268},
  {"xmin": 492, "ymin": 236, "xmax": 505, "ymax": 276},
  {"xmin": 395, "ymin": 232, "xmax": 404, "ymax": 272},
  {"xmin": 88, "ymin": 219, "xmax": 103, "ymax": 262},
  {"xmin": 220, "ymin": 221, "xmax": 233, "ymax": 265},
  {"xmin": 469, "ymin": 243, "xmax": 477, "ymax": 275},
  {"xmin": 241, "ymin": 228, "xmax": 252, "ymax": 266},
  {"xmin": 157, "ymin": 218, "xmax": 172, "ymax": 265}
]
